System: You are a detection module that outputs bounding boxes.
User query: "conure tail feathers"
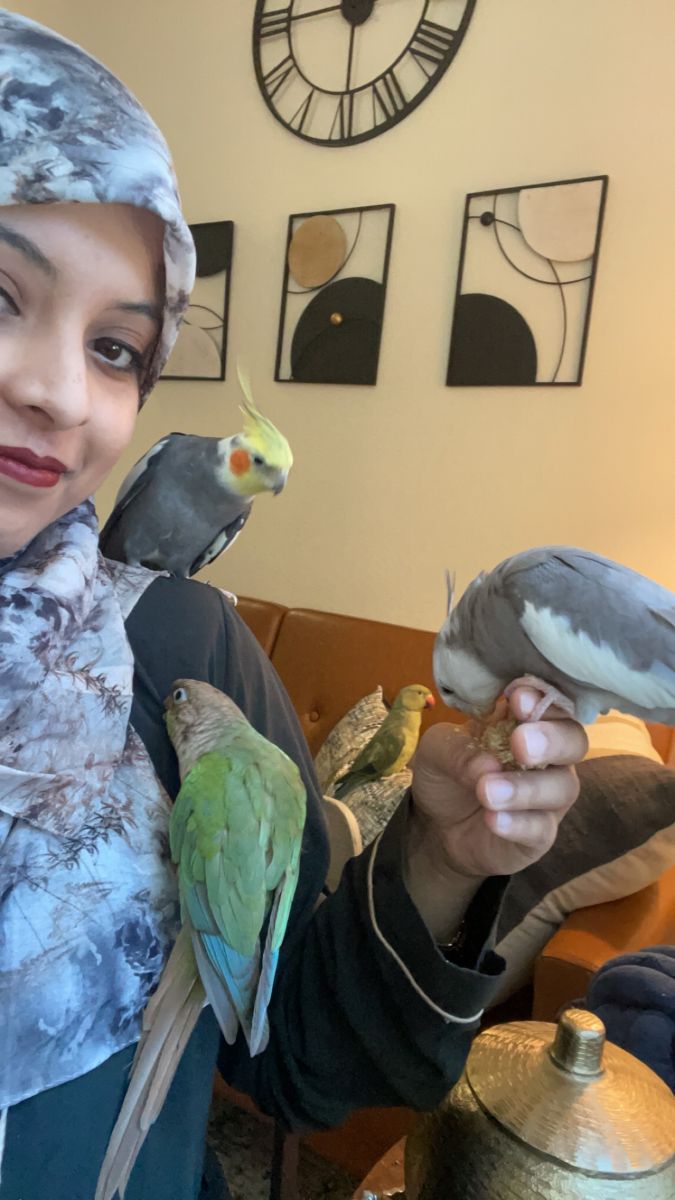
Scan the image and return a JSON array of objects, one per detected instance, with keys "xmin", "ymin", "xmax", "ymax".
[
  {"xmin": 97, "ymin": 681, "xmax": 306, "ymax": 1200},
  {"xmin": 95, "ymin": 926, "xmax": 206, "ymax": 1200}
]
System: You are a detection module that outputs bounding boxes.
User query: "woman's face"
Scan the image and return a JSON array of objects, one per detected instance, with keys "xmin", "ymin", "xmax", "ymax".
[{"xmin": 0, "ymin": 202, "xmax": 164, "ymax": 555}]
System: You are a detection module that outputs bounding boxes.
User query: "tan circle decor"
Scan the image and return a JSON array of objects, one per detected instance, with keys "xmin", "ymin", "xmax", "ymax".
[
  {"xmin": 288, "ymin": 215, "xmax": 348, "ymax": 287},
  {"xmin": 518, "ymin": 179, "xmax": 605, "ymax": 263}
]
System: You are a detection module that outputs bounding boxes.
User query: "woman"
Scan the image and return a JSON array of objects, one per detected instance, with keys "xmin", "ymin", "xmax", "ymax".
[{"xmin": 0, "ymin": 11, "xmax": 587, "ymax": 1200}]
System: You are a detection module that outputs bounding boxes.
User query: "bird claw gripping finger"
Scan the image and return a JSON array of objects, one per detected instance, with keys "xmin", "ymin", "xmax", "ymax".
[{"xmin": 503, "ymin": 675, "xmax": 576, "ymax": 721}]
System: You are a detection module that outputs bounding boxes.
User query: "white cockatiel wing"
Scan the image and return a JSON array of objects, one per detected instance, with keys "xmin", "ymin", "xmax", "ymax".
[{"xmin": 508, "ymin": 549, "xmax": 675, "ymax": 715}]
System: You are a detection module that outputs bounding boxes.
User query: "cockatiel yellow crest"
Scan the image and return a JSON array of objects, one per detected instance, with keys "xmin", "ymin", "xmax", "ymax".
[
  {"xmin": 232, "ymin": 363, "xmax": 293, "ymax": 498},
  {"xmin": 100, "ymin": 364, "xmax": 293, "ymax": 575}
]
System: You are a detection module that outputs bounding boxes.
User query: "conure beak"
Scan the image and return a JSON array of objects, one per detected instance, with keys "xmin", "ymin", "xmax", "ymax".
[{"xmin": 425, "ymin": 694, "xmax": 436, "ymax": 708}]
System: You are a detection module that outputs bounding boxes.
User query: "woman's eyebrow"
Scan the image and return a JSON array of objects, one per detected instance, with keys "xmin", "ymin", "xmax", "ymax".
[
  {"xmin": 114, "ymin": 300, "xmax": 163, "ymax": 327},
  {"xmin": 0, "ymin": 222, "xmax": 56, "ymax": 276}
]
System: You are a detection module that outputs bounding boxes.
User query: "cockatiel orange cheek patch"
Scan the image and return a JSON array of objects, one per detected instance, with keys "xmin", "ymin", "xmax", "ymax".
[{"xmin": 229, "ymin": 448, "xmax": 251, "ymax": 475}]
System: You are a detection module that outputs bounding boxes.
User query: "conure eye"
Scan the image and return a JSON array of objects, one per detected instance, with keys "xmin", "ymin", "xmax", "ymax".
[{"xmin": 173, "ymin": 687, "xmax": 188, "ymax": 704}]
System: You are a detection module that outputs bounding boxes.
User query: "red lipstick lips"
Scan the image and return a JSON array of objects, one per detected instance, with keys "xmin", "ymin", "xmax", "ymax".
[{"xmin": 0, "ymin": 445, "xmax": 67, "ymax": 489}]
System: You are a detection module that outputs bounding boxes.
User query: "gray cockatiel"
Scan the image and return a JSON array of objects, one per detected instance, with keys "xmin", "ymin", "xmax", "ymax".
[
  {"xmin": 100, "ymin": 367, "xmax": 293, "ymax": 577},
  {"xmin": 433, "ymin": 547, "xmax": 675, "ymax": 727}
]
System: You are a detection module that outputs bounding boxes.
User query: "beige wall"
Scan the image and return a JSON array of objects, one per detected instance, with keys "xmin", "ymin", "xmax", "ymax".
[{"xmin": 17, "ymin": 0, "xmax": 675, "ymax": 629}]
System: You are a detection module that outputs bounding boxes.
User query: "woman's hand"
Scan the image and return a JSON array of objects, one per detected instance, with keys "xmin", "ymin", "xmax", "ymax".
[{"xmin": 403, "ymin": 686, "xmax": 588, "ymax": 941}]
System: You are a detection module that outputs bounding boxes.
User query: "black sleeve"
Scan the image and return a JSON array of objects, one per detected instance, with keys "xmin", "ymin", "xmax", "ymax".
[{"xmin": 126, "ymin": 577, "xmax": 508, "ymax": 1132}]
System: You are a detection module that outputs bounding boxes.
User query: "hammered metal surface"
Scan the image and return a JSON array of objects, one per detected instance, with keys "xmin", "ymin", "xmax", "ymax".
[
  {"xmin": 406, "ymin": 1078, "xmax": 675, "ymax": 1200},
  {"xmin": 467, "ymin": 1019, "xmax": 675, "ymax": 1173}
]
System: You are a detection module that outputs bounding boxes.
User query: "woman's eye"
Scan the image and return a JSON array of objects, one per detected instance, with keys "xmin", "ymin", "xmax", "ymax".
[
  {"xmin": 93, "ymin": 336, "xmax": 144, "ymax": 375},
  {"xmin": 0, "ymin": 286, "xmax": 19, "ymax": 316}
]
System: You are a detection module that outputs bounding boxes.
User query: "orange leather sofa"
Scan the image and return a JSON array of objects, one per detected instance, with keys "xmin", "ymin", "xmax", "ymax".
[{"xmin": 229, "ymin": 595, "xmax": 675, "ymax": 1179}]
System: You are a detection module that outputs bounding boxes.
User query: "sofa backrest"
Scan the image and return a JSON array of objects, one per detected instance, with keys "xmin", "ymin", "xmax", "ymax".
[
  {"xmin": 237, "ymin": 597, "xmax": 457, "ymax": 755},
  {"xmin": 236, "ymin": 597, "xmax": 675, "ymax": 763},
  {"xmin": 235, "ymin": 595, "xmax": 286, "ymax": 656}
]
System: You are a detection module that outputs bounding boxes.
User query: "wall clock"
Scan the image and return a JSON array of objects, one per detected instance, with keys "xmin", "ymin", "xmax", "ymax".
[{"xmin": 252, "ymin": 0, "xmax": 477, "ymax": 146}]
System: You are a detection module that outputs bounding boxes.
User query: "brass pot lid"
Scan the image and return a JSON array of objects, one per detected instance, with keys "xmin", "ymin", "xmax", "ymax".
[{"xmin": 466, "ymin": 1009, "xmax": 675, "ymax": 1176}]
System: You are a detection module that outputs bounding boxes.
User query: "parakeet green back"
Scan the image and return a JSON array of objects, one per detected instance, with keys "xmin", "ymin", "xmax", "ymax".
[
  {"xmin": 166, "ymin": 679, "xmax": 306, "ymax": 1052},
  {"xmin": 96, "ymin": 681, "xmax": 305, "ymax": 1200},
  {"xmin": 333, "ymin": 684, "xmax": 435, "ymax": 800}
]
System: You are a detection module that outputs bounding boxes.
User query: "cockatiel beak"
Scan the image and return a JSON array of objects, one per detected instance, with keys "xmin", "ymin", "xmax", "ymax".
[{"xmin": 273, "ymin": 471, "xmax": 289, "ymax": 496}]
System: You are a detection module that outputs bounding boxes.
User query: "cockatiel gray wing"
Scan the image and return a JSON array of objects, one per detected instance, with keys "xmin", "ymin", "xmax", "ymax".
[
  {"xmin": 99, "ymin": 433, "xmax": 175, "ymax": 559},
  {"xmin": 100, "ymin": 433, "xmax": 251, "ymax": 577},
  {"xmin": 504, "ymin": 548, "xmax": 675, "ymax": 720},
  {"xmin": 187, "ymin": 510, "xmax": 250, "ymax": 576},
  {"xmin": 434, "ymin": 546, "xmax": 675, "ymax": 726}
]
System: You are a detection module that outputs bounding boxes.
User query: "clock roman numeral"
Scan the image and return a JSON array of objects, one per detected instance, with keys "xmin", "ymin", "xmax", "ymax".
[
  {"xmin": 330, "ymin": 93, "xmax": 354, "ymax": 141},
  {"xmin": 371, "ymin": 69, "xmax": 406, "ymax": 123},
  {"xmin": 263, "ymin": 54, "xmax": 296, "ymax": 99},
  {"xmin": 410, "ymin": 19, "xmax": 455, "ymax": 76},
  {"xmin": 257, "ymin": 7, "xmax": 291, "ymax": 39},
  {"xmin": 289, "ymin": 88, "xmax": 315, "ymax": 134}
]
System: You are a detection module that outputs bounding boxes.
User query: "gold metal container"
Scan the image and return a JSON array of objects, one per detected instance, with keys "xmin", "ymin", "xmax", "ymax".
[{"xmin": 405, "ymin": 1008, "xmax": 675, "ymax": 1200}]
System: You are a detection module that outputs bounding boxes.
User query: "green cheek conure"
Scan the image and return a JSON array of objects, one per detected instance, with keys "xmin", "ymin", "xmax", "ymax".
[{"xmin": 97, "ymin": 680, "xmax": 306, "ymax": 1200}]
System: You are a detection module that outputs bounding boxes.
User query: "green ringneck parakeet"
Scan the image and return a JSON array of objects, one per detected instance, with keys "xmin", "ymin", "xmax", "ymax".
[
  {"xmin": 96, "ymin": 680, "xmax": 306, "ymax": 1200},
  {"xmin": 333, "ymin": 684, "xmax": 436, "ymax": 801},
  {"xmin": 99, "ymin": 365, "xmax": 293, "ymax": 577}
]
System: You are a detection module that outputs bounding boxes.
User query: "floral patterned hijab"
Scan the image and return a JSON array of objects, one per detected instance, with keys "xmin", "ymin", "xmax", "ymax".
[
  {"xmin": 0, "ymin": 10, "xmax": 195, "ymax": 1114},
  {"xmin": 0, "ymin": 7, "xmax": 195, "ymax": 396}
]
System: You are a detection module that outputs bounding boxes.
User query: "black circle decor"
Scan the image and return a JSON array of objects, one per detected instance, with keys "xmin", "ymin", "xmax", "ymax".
[
  {"xmin": 447, "ymin": 293, "xmax": 538, "ymax": 386},
  {"xmin": 253, "ymin": 0, "xmax": 477, "ymax": 146},
  {"xmin": 290, "ymin": 276, "xmax": 384, "ymax": 383}
]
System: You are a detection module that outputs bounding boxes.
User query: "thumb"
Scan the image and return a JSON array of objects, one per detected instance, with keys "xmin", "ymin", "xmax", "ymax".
[{"xmin": 413, "ymin": 723, "xmax": 503, "ymax": 797}]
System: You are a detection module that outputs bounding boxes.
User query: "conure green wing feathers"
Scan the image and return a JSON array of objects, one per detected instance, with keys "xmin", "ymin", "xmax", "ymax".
[{"xmin": 96, "ymin": 681, "xmax": 306, "ymax": 1200}]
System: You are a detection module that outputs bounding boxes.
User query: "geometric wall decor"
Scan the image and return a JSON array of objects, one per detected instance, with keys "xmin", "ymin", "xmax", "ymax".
[
  {"xmin": 446, "ymin": 176, "xmax": 609, "ymax": 386},
  {"xmin": 162, "ymin": 220, "xmax": 234, "ymax": 381},
  {"xmin": 274, "ymin": 203, "xmax": 395, "ymax": 384}
]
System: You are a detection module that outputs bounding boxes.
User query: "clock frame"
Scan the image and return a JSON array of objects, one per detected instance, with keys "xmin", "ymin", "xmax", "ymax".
[{"xmin": 252, "ymin": 0, "xmax": 477, "ymax": 147}]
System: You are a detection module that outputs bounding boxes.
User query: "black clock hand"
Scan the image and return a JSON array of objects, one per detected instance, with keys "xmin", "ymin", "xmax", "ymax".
[
  {"xmin": 346, "ymin": 23, "xmax": 356, "ymax": 91},
  {"xmin": 292, "ymin": 3, "xmax": 342, "ymax": 21}
]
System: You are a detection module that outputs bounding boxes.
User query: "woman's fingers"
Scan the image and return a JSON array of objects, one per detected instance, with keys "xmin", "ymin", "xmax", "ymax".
[
  {"xmin": 478, "ymin": 764, "xmax": 579, "ymax": 815},
  {"xmin": 483, "ymin": 808, "xmax": 559, "ymax": 851},
  {"xmin": 510, "ymin": 718, "xmax": 589, "ymax": 768}
]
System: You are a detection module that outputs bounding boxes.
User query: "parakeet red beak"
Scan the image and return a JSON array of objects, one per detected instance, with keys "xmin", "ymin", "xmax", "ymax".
[{"xmin": 424, "ymin": 694, "xmax": 436, "ymax": 708}]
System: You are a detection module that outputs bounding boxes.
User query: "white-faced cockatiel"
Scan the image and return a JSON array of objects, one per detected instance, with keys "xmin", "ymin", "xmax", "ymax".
[
  {"xmin": 433, "ymin": 547, "xmax": 675, "ymax": 728},
  {"xmin": 96, "ymin": 680, "xmax": 306, "ymax": 1200},
  {"xmin": 99, "ymin": 366, "xmax": 293, "ymax": 576},
  {"xmin": 333, "ymin": 684, "xmax": 436, "ymax": 800}
]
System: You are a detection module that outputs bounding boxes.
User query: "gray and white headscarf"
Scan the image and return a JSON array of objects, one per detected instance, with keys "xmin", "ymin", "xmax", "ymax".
[
  {"xmin": 0, "ymin": 7, "xmax": 195, "ymax": 396},
  {"xmin": 0, "ymin": 11, "xmax": 196, "ymax": 1110}
]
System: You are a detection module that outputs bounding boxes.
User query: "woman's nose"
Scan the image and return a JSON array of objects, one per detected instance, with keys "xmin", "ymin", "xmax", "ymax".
[{"xmin": 2, "ymin": 325, "xmax": 90, "ymax": 429}]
